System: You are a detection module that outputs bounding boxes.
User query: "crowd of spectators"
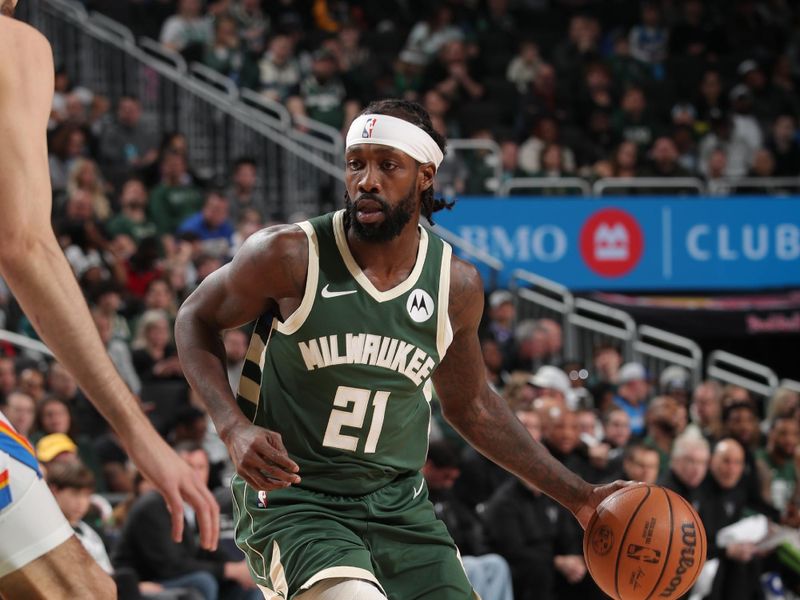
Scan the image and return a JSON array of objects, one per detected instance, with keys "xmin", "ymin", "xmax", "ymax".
[
  {"xmin": 3, "ymin": 0, "xmax": 800, "ymax": 599},
  {"xmin": 85, "ymin": 0, "xmax": 800, "ymax": 196},
  {"xmin": 418, "ymin": 289, "xmax": 800, "ymax": 600}
]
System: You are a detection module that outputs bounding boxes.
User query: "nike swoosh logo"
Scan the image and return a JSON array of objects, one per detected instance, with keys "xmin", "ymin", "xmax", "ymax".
[
  {"xmin": 413, "ymin": 480, "xmax": 425, "ymax": 499},
  {"xmin": 321, "ymin": 284, "xmax": 358, "ymax": 298}
]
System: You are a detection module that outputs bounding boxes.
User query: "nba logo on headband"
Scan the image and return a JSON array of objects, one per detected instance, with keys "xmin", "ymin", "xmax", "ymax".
[{"xmin": 361, "ymin": 117, "xmax": 377, "ymax": 138}]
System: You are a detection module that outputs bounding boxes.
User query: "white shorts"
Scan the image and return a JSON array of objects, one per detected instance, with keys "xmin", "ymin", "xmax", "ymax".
[{"xmin": 0, "ymin": 450, "xmax": 74, "ymax": 578}]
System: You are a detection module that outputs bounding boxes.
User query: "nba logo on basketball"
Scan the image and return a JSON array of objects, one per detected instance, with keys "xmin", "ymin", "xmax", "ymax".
[
  {"xmin": 362, "ymin": 117, "xmax": 377, "ymax": 138},
  {"xmin": 580, "ymin": 208, "xmax": 644, "ymax": 278}
]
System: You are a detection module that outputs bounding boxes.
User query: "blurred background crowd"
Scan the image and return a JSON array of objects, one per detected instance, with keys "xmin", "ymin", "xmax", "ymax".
[{"xmin": 3, "ymin": 0, "xmax": 800, "ymax": 599}]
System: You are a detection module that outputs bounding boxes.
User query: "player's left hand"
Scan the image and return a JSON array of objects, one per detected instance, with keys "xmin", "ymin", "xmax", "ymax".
[{"xmin": 574, "ymin": 480, "xmax": 633, "ymax": 530}]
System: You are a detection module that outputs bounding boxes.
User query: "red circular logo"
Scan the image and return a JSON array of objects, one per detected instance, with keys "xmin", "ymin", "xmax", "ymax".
[{"xmin": 580, "ymin": 209, "xmax": 644, "ymax": 277}]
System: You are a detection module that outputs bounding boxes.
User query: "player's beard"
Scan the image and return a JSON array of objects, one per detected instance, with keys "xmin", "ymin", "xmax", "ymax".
[
  {"xmin": 0, "ymin": 0, "xmax": 15, "ymax": 17},
  {"xmin": 345, "ymin": 184, "xmax": 417, "ymax": 243}
]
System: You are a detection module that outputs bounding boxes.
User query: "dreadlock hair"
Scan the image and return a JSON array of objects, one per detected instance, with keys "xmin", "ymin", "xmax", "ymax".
[{"xmin": 350, "ymin": 99, "xmax": 454, "ymax": 225}]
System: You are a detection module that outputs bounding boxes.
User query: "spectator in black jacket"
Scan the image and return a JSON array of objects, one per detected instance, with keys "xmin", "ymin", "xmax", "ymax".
[
  {"xmin": 113, "ymin": 442, "xmax": 258, "ymax": 600},
  {"xmin": 423, "ymin": 441, "xmax": 514, "ymax": 600},
  {"xmin": 658, "ymin": 430, "xmax": 710, "ymax": 512}
]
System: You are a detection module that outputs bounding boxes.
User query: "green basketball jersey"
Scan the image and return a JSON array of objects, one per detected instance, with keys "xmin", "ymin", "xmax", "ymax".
[{"xmin": 236, "ymin": 210, "xmax": 453, "ymax": 496}]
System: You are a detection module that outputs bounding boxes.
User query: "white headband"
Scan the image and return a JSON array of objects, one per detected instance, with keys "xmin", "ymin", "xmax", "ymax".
[{"xmin": 346, "ymin": 114, "xmax": 444, "ymax": 169}]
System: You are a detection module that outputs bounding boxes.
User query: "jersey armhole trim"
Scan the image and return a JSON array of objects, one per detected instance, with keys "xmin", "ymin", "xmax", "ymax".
[
  {"xmin": 275, "ymin": 221, "xmax": 319, "ymax": 335},
  {"xmin": 436, "ymin": 242, "xmax": 453, "ymax": 361}
]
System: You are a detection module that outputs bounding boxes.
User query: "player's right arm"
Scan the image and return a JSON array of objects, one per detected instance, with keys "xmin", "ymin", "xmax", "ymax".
[
  {"xmin": 0, "ymin": 19, "xmax": 219, "ymax": 550},
  {"xmin": 175, "ymin": 225, "xmax": 306, "ymax": 490}
]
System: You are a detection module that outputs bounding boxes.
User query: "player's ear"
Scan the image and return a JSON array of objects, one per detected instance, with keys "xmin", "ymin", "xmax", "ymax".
[{"xmin": 418, "ymin": 162, "xmax": 436, "ymax": 192}]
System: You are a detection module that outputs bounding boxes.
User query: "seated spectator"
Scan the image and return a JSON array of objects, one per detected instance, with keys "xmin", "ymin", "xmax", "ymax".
[
  {"xmin": 641, "ymin": 137, "xmax": 693, "ymax": 178},
  {"xmin": 738, "ymin": 59, "xmax": 799, "ymax": 132},
  {"xmin": 0, "ymin": 390, "xmax": 36, "ymax": 439},
  {"xmin": 57, "ymin": 190, "xmax": 111, "ymax": 282},
  {"xmin": 203, "ymin": 14, "xmax": 259, "ymax": 89},
  {"xmin": 19, "ymin": 368, "xmax": 47, "ymax": 405},
  {"xmin": 606, "ymin": 32, "xmax": 650, "ymax": 91},
  {"xmin": 552, "ymin": 15, "xmax": 600, "ymax": 86},
  {"xmin": 159, "ymin": 0, "xmax": 212, "ymax": 58},
  {"xmin": 705, "ymin": 146, "xmax": 730, "ymax": 191},
  {"xmin": 658, "ymin": 365, "xmax": 691, "ymax": 407},
  {"xmin": 690, "ymin": 381, "xmax": 724, "ymax": 441},
  {"xmin": 702, "ymin": 438, "xmax": 766, "ymax": 600},
  {"xmin": 756, "ymin": 416, "xmax": 799, "ymax": 517},
  {"xmin": 107, "ymin": 178, "xmax": 158, "ymax": 245},
  {"xmin": 177, "ymin": 191, "xmax": 234, "ymax": 259},
  {"xmin": 49, "ymin": 125, "xmax": 88, "ymax": 201},
  {"xmin": 509, "ymin": 319, "xmax": 551, "ymax": 372},
  {"xmin": 402, "ymin": 5, "xmax": 464, "ymax": 67},
  {"xmin": 48, "ymin": 361, "xmax": 107, "ymax": 439},
  {"xmin": 0, "ymin": 356, "xmax": 16, "ymax": 399},
  {"xmin": 453, "ymin": 409, "xmax": 533, "ymax": 511},
  {"xmin": 36, "ymin": 432, "xmax": 80, "ymax": 468},
  {"xmin": 92, "ymin": 307, "xmax": 141, "ymax": 396},
  {"xmin": 46, "ymin": 461, "xmax": 114, "ymax": 571},
  {"xmin": 766, "ymin": 114, "xmax": 800, "ymax": 176},
  {"xmin": 423, "ymin": 40, "xmax": 485, "ymax": 110},
  {"xmin": 481, "ymin": 337, "xmax": 508, "ymax": 391},
  {"xmin": 620, "ymin": 442, "xmax": 660, "ymax": 485},
  {"xmin": 601, "ymin": 407, "xmax": 631, "ymax": 459},
  {"xmin": 230, "ymin": 0, "xmax": 268, "ymax": 54},
  {"xmin": 422, "ymin": 441, "xmax": 514, "ymax": 600},
  {"xmin": 286, "ymin": 48, "xmax": 360, "ymax": 133},
  {"xmin": 225, "ymin": 157, "xmax": 262, "ymax": 223},
  {"xmin": 98, "ymin": 95, "xmax": 158, "ymax": 186},
  {"xmin": 643, "ymin": 395, "xmax": 687, "ymax": 476},
  {"xmin": 628, "ymin": 1, "xmax": 668, "ymax": 71},
  {"xmin": 506, "ymin": 40, "xmax": 543, "ymax": 95},
  {"xmin": 658, "ymin": 429, "xmax": 710, "ymax": 509},
  {"xmin": 517, "ymin": 64, "xmax": 569, "ymax": 131},
  {"xmin": 612, "ymin": 362, "xmax": 650, "ymax": 437},
  {"xmin": 149, "ymin": 152, "xmax": 205, "ymax": 236},
  {"xmin": 612, "ymin": 86, "xmax": 658, "ymax": 151},
  {"xmin": 668, "ymin": 0, "xmax": 727, "ymax": 58},
  {"xmin": 91, "ymin": 280, "xmax": 130, "ymax": 342},
  {"xmin": 131, "ymin": 310, "xmax": 183, "ymax": 382},
  {"xmin": 142, "ymin": 278, "xmax": 179, "ymax": 322},
  {"xmin": 748, "ymin": 148, "xmax": 776, "ymax": 179},
  {"xmin": 607, "ymin": 140, "xmax": 640, "ymax": 178},
  {"xmin": 66, "ymin": 158, "xmax": 111, "ymax": 222},
  {"xmin": 518, "ymin": 115, "xmax": 576, "ymax": 175},
  {"xmin": 694, "ymin": 70, "xmax": 728, "ymax": 127},
  {"xmin": 574, "ymin": 108, "xmax": 617, "ymax": 170},
  {"xmin": 529, "ymin": 366, "xmax": 573, "ymax": 411},
  {"xmin": 113, "ymin": 442, "xmax": 260, "ymax": 600},
  {"xmin": 258, "ymin": 34, "xmax": 302, "ymax": 103},
  {"xmin": 482, "ymin": 474, "xmax": 593, "ymax": 600}
]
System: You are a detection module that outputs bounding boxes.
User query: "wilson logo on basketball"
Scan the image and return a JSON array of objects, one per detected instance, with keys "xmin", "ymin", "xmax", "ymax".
[
  {"xmin": 626, "ymin": 544, "xmax": 661, "ymax": 564},
  {"xmin": 659, "ymin": 522, "xmax": 697, "ymax": 597},
  {"xmin": 591, "ymin": 525, "xmax": 614, "ymax": 556}
]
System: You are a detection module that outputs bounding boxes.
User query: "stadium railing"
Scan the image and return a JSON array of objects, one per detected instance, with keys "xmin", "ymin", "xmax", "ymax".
[
  {"xmin": 568, "ymin": 297, "xmax": 637, "ymax": 364},
  {"xmin": 593, "ymin": 177, "xmax": 707, "ymax": 196},
  {"xmin": 708, "ymin": 177, "xmax": 800, "ymax": 196},
  {"xmin": 706, "ymin": 349, "xmax": 780, "ymax": 403},
  {"xmin": 509, "ymin": 269, "xmax": 576, "ymax": 358},
  {"xmin": 499, "ymin": 177, "xmax": 591, "ymax": 197},
  {"xmin": 633, "ymin": 325, "xmax": 704, "ymax": 390}
]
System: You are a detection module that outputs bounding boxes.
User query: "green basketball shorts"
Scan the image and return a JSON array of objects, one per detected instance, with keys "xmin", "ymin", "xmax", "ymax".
[{"xmin": 230, "ymin": 472, "xmax": 479, "ymax": 600}]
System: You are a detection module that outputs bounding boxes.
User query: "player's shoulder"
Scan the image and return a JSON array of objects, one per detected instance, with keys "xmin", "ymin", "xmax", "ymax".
[
  {"xmin": 232, "ymin": 223, "xmax": 309, "ymax": 293},
  {"xmin": 0, "ymin": 17, "xmax": 53, "ymax": 99},
  {"xmin": 0, "ymin": 17, "xmax": 52, "ymax": 66},
  {"xmin": 446, "ymin": 253, "xmax": 484, "ymax": 327},
  {"xmin": 238, "ymin": 223, "xmax": 307, "ymax": 260}
]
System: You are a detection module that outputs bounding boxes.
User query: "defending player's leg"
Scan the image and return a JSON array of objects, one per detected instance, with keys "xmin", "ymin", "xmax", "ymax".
[
  {"xmin": 0, "ymin": 450, "xmax": 115, "ymax": 599},
  {"xmin": 0, "ymin": 536, "xmax": 116, "ymax": 600},
  {"xmin": 294, "ymin": 578, "xmax": 387, "ymax": 600}
]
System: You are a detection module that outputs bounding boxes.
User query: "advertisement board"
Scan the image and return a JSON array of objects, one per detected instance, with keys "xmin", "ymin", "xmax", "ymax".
[{"xmin": 435, "ymin": 197, "xmax": 800, "ymax": 291}]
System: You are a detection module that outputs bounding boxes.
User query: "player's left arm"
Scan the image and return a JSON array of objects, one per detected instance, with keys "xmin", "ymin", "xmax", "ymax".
[{"xmin": 432, "ymin": 257, "xmax": 626, "ymax": 528}]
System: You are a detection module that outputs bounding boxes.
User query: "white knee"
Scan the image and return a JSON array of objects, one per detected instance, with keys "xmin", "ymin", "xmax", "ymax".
[{"xmin": 295, "ymin": 577, "xmax": 387, "ymax": 600}]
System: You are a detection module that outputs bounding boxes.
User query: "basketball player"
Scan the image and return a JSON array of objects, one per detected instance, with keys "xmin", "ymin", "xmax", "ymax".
[
  {"xmin": 176, "ymin": 99, "xmax": 627, "ymax": 599},
  {"xmin": 0, "ymin": 4, "xmax": 219, "ymax": 598}
]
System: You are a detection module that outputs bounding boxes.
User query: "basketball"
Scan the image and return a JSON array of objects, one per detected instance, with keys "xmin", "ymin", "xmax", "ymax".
[{"xmin": 583, "ymin": 484, "xmax": 706, "ymax": 600}]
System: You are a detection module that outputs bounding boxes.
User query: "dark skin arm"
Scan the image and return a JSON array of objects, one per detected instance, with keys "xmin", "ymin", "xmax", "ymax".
[
  {"xmin": 175, "ymin": 225, "xmax": 306, "ymax": 491},
  {"xmin": 433, "ymin": 257, "xmax": 627, "ymax": 528}
]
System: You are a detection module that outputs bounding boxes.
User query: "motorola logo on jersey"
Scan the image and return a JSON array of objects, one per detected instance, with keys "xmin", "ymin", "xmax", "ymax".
[
  {"xmin": 580, "ymin": 208, "xmax": 644, "ymax": 277},
  {"xmin": 407, "ymin": 289, "xmax": 434, "ymax": 323}
]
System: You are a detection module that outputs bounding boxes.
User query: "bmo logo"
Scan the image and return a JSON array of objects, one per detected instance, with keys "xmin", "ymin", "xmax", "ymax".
[{"xmin": 580, "ymin": 209, "xmax": 644, "ymax": 277}]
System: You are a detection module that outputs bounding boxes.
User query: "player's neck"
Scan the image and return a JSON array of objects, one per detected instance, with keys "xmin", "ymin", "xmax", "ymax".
[{"xmin": 347, "ymin": 219, "xmax": 421, "ymax": 288}]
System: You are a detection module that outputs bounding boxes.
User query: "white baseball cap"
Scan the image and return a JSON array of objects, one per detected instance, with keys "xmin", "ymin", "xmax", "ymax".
[
  {"xmin": 617, "ymin": 362, "xmax": 647, "ymax": 385},
  {"xmin": 528, "ymin": 366, "xmax": 571, "ymax": 397}
]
